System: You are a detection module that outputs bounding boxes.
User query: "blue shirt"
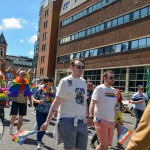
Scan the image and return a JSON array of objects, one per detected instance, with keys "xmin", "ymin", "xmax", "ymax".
[
  {"xmin": 132, "ymin": 92, "xmax": 148, "ymax": 110},
  {"xmin": 34, "ymin": 88, "xmax": 55, "ymax": 113}
]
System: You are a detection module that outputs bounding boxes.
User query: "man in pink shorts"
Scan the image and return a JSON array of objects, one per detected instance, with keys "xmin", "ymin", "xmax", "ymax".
[{"xmin": 88, "ymin": 70, "xmax": 120, "ymax": 150}]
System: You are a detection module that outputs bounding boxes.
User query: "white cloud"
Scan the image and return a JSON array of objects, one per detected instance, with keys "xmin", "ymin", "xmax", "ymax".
[
  {"xmin": 0, "ymin": 25, "xmax": 3, "ymax": 30},
  {"xmin": 28, "ymin": 50, "xmax": 34, "ymax": 57},
  {"xmin": 28, "ymin": 34, "xmax": 37, "ymax": 44},
  {"xmin": 19, "ymin": 39, "xmax": 24, "ymax": 43},
  {"xmin": 0, "ymin": 17, "xmax": 27, "ymax": 30}
]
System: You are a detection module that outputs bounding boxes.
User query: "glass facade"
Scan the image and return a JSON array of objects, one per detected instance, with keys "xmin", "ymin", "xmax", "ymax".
[
  {"xmin": 57, "ymin": 36, "xmax": 150, "ymax": 63},
  {"xmin": 59, "ymin": 5, "xmax": 150, "ymax": 45},
  {"xmin": 60, "ymin": 0, "xmax": 116, "ymax": 27}
]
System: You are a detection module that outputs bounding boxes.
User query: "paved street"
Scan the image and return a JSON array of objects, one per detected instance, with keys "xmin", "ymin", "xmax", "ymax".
[{"xmin": 0, "ymin": 106, "xmax": 136, "ymax": 150}]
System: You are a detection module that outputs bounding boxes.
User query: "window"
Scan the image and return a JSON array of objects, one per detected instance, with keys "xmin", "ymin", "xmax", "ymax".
[
  {"xmin": 84, "ymin": 51, "xmax": 89, "ymax": 58},
  {"xmin": 90, "ymin": 50, "xmax": 94, "ymax": 57},
  {"xmin": 107, "ymin": 21, "xmax": 112, "ymax": 28},
  {"xmin": 96, "ymin": 25, "xmax": 100, "ymax": 32},
  {"xmin": 41, "ymin": 56, "xmax": 45, "ymax": 63},
  {"xmin": 45, "ymin": 9, "xmax": 49, "ymax": 17},
  {"xmin": 147, "ymin": 37, "xmax": 150, "ymax": 47},
  {"xmin": 0, "ymin": 47, "xmax": 4, "ymax": 57},
  {"xmin": 113, "ymin": 44, "xmax": 122, "ymax": 52},
  {"xmin": 112, "ymin": 19, "xmax": 117, "ymax": 27},
  {"xmin": 122, "ymin": 42, "xmax": 129, "ymax": 51},
  {"xmin": 118, "ymin": 16, "xmax": 123, "ymax": 25},
  {"xmin": 70, "ymin": 54, "xmax": 73, "ymax": 60},
  {"xmin": 76, "ymin": 53, "xmax": 80, "ymax": 58},
  {"xmin": 104, "ymin": 46, "xmax": 111, "ymax": 54},
  {"xmin": 42, "ymin": 44, "xmax": 46, "ymax": 52},
  {"xmin": 140, "ymin": 7, "xmax": 148, "ymax": 18},
  {"xmin": 87, "ymin": 28, "xmax": 91, "ymax": 36},
  {"xmin": 131, "ymin": 40, "xmax": 139, "ymax": 49},
  {"xmin": 139, "ymin": 38, "xmax": 146, "ymax": 48},
  {"xmin": 80, "ymin": 52, "xmax": 85, "ymax": 58},
  {"xmin": 133, "ymin": 10, "xmax": 140, "ymax": 20},
  {"xmin": 124, "ymin": 14, "xmax": 129, "ymax": 23},
  {"xmin": 98, "ymin": 48, "xmax": 104, "ymax": 55},
  {"xmin": 93, "ymin": 49, "xmax": 98, "ymax": 56},
  {"xmin": 63, "ymin": 2, "xmax": 70, "ymax": 10},
  {"xmin": 44, "ymin": 20, "xmax": 48, "ymax": 29},
  {"xmin": 100, "ymin": 24, "xmax": 104, "ymax": 31},
  {"xmin": 40, "ymin": 68, "xmax": 44, "ymax": 75},
  {"xmin": 91, "ymin": 27, "xmax": 96, "ymax": 34},
  {"xmin": 43, "ymin": 32, "xmax": 47, "ymax": 40}
]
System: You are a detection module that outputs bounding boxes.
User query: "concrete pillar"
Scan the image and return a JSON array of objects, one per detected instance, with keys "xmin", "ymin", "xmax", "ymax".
[
  {"xmin": 100, "ymin": 69, "xmax": 104, "ymax": 84},
  {"xmin": 125, "ymin": 67, "xmax": 129, "ymax": 93}
]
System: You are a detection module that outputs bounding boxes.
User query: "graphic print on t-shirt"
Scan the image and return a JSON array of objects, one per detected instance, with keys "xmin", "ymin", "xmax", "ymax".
[
  {"xmin": 68, "ymin": 79, "xmax": 73, "ymax": 86},
  {"xmin": 104, "ymin": 92, "xmax": 115, "ymax": 97},
  {"xmin": 75, "ymin": 88, "xmax": 85, "ymax": 106}
]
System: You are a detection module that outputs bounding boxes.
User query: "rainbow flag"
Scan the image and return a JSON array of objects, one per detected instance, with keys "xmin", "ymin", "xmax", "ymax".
[
  {"xmin": 12, "ymin": 130, "xmax": 37, "ymax": 145},
  {"xmin": 30, "ymin": 83, "xmax": 37, "ymax": 95},
  {"xmin": 118, "ymin": 126, "xmax": 132, "ymax": 144}
]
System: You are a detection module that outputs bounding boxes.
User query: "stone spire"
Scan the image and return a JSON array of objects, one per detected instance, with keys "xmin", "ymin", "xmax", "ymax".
[{"xmin": 0, "ymin": 32, "xmax": 7, "ymax": 46}]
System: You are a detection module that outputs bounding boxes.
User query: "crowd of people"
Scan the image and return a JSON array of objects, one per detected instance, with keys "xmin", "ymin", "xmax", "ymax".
[{"xmin": 0, "ymin": 58, "xmax": 150, "ymax": 150}]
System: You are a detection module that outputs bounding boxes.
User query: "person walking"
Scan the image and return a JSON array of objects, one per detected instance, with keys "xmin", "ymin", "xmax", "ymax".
[
  {"xmin": 40, "ymin": 58, "xmax": 88, "ymax": 150},
  {"xmin": 88, "ymin": 70, "xmax": 119, "ymax": 150},
  {"xmin": 126, "ymin": 101, "xmax": 150, "ymax": 150},
  {"xmin": 129, "ymin": 85, "xmax": 148, "ymax": 129},
  {"xmin": 33, "ymin": 77, "xmax": 54, "ymax": 150},
  {"xmin": 6, "ymin": 70, "xmax": 32, "ymax": 134}
]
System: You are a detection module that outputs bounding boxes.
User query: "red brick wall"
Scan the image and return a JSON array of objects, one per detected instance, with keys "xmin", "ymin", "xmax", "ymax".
[{"xmin": 56, "ymin": 0, "xmax": 150, "ymax": 70}]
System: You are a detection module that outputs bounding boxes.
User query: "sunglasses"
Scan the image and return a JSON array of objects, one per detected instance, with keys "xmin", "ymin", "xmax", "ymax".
[
  {"xmin": 20, "ymin": 73, "xmax": 26, "ymax": 76},
  {"xmin": 74, "ymin": 65, "xmax": 85, "ymax": 70},
  {"xmin": 108, "ymin": 76, "xmax": 115, "ymax": 80}
]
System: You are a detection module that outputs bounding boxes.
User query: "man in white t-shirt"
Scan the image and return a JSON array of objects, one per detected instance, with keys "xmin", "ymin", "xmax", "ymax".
[
  {"xmin": 88, "ymin": 70, "xmax": 119, "ymax": 150},
  {"xmin": 41, "ymin": 58, "xmax": 88, "ymax": 150}
]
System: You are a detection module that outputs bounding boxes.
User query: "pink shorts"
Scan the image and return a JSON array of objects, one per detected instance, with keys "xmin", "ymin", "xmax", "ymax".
[{"xmin": 94, "ymin": 119, "xmax": 114, "ymax": 146}]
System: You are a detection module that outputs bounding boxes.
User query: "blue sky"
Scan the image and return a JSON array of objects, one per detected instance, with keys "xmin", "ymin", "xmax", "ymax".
[{"xmin": 0, "ymin": 0, "xmax": 41, "ymax": 58}]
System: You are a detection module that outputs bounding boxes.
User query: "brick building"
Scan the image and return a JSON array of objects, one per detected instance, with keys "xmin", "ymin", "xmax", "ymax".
[
  {"xmin": 36, "ymin": 0, "xmax": 63, "ymax": 78},
  {"xmin": 55, "ymin": 0, "xmax": 150, "ymax": 92}
]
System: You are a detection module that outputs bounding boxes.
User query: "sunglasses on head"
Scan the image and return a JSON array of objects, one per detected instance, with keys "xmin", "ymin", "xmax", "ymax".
[{"xmin": 74, "ymin": 65, "xmax": 85, "ymax": 70}]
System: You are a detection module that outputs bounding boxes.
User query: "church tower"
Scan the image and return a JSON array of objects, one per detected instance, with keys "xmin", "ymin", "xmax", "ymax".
[{"xmin": 0, "ymin": 32, "xmax": 7, "ymax": 73}]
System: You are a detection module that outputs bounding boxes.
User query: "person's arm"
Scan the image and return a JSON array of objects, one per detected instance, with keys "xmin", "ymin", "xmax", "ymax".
[
  {"xmin": 126, "ymin": 102, "xmax": 150, "ymax": 150},
  {"xmin": 40, "ymin": 96, "xmax": 63, "ymax": 131},
  {"xmin": 129, "ymin": 100, "xmax": 145, "ymax": 104},
  {"xmin": 88, "ymin": 99, "xmax": 97, "ymax": 126},
  {"xmin": 27, "ymin": 96, "xmax": 32, "ymax": 107}
]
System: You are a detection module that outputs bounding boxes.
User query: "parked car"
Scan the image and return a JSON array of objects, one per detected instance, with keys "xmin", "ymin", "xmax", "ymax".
[{"xmin": 122, "ymin": 97, "xmax": 135, "ymax": 113}]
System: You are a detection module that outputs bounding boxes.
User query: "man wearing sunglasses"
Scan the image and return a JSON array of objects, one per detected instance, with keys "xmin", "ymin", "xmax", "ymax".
[
  {"xmin": 41, "ymin": 58, "xmax": 88, "ymax": 150},
  {"xmin": 89, "ymin": 70, "xmax": 119, "ymax": 150},
  {"xmin": 7, "ymin": 70, "xmax": 32, "ymax": 135}
]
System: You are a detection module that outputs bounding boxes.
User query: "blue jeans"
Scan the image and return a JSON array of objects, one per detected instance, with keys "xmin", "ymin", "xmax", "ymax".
[
  {"xmin": 36, "ymin": 110, "xmax": 48, "ymax": 142},
  {"xmin": 134, "ymin": 108, "xmax": 143, "ymax": 130},
  {"xmin": 58, "ymin": 118, "xmax": 88, "ymax": 150}
]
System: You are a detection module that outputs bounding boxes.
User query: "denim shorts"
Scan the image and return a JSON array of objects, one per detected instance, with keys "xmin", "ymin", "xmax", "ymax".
[{"xmin": 58, "ymin": 117, "xmax": 88, "ymax": 150}]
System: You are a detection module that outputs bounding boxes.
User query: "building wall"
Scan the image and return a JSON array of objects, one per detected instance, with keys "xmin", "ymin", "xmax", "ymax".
[
  {"xmin": 37, "ymin": 0, "xmax": 63, "ymax": 78},
  {"xmin": 55, "ymin": 0, "xmax": 150, "ymax": 92}
]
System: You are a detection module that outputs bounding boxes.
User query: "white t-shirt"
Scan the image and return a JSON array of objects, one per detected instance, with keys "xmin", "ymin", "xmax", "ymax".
[
  {"xmin": 56, "ymin": 75, "xmax": 87, "ymax": 118},
  {"xmin": 92, "ymin": 84, "xmax": 117, "ymax": 122}
]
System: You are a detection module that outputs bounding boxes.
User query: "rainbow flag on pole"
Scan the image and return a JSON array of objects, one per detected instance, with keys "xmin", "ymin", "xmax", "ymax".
[
  {"xmin": 12, "ymin": 130, "xmax": 37, "ymax": 145},
  {"xmin": 118, "ymin": 127, "xmax": 132, "ymax": 144}
]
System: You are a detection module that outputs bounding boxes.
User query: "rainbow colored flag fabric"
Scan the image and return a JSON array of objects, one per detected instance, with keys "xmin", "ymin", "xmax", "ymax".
[
  {"xmin": 118, "ymin": 126, "xmax": 132, "ymax": 144},
  {"xmin": 30, "ymin": 83, "xmax": 37, "ymax": 95},
  {"xmin": 12, "ymin": 130, "xmax": 37, "ymax": 145}
]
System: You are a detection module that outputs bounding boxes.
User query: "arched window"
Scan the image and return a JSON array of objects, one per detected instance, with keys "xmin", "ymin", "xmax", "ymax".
[{"xmin": 0, "ymin": 47, "xmax": 4, "ymax": 57}]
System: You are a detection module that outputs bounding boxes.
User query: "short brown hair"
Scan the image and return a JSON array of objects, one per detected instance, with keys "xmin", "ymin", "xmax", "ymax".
[
  {"xmin": 103, "ymin": 70, "xmax": 114, "ymax": 78},
  {"xmin": 70, "ymin": 58, "xmax": 84, "ymax": 66}
]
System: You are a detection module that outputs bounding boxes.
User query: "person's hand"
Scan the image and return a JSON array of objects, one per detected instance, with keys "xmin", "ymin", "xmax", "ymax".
[
  {"xmin": 5, "ymin": 103, "xmax": 10, "ymax": 108},
  {"xmin": 87, "ymin": 117, "xmax": 94, "ymax": 127},
  {"xmin": 40, "ymin": 122, "xmax": 48, "ymax": 131},
  {"xmin": 129, "ymin": 100, "xmax": 132, "ymax": 103},
  {"xmin": 28, "ymin": 103, "xmax": 32, "ymax": 107},
  {"xmin": 54, "ymin": 111, "xmax": 58, "ymax": 118},
  {"xmin": 39, "ymin": 100, "xmax": 44, "ymax": 105}
]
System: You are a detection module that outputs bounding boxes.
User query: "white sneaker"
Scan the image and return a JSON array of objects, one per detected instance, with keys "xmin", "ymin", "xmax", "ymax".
[
  {"xmin": 45, "ymin": 130, "xmax": 49, "ymax": 134},
  {"xmin": 9, "ymin": 124, "xmax": 13, "ymax": 135},
  {"xmin": 36, "ymin": 143, "xmax": 41, "ymax": 150}
]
